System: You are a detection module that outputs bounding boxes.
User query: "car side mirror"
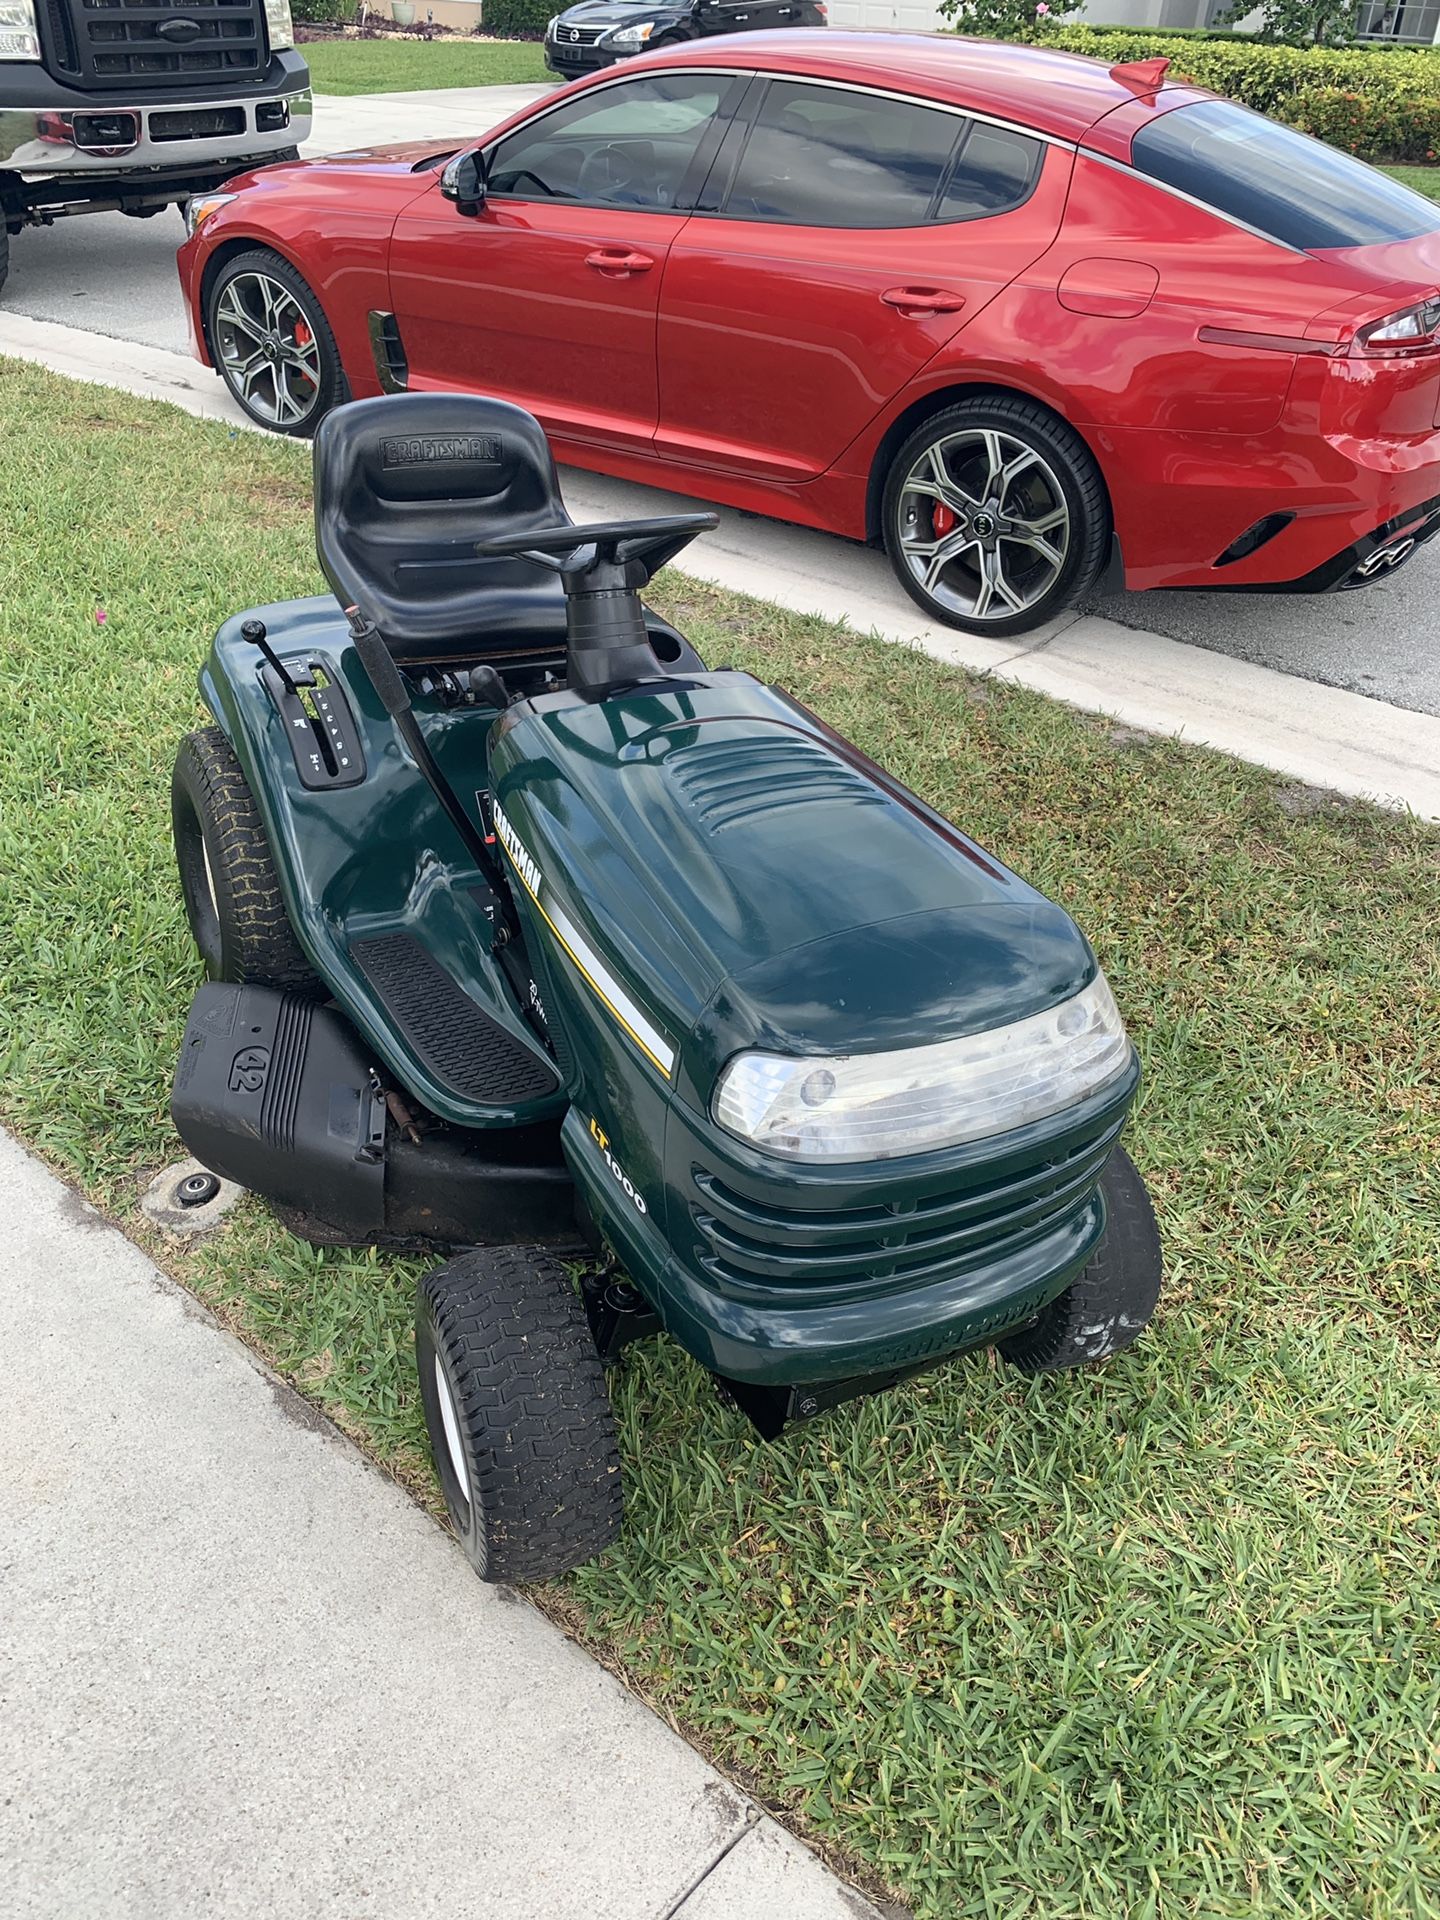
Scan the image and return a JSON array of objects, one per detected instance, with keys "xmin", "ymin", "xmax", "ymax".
[{"xmin": 441, "ymin": 150, "xmax": 486, "ymax": 218}]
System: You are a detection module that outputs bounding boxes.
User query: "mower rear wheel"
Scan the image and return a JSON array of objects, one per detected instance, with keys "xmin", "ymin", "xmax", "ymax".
[
  {"xmin": 172, "ymin": 726, "xmax": 323, "ymax": 997},
  {"xmin": 416, "ymin": 1246, "xmax": 622, "ymax": 1583},
  {"xmin": 998, "ymin": 1146, "xmax": 1162, "ymax": 1373}
]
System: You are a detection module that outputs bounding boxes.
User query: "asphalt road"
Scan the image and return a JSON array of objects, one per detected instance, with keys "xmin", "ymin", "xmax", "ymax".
[{"xmin": 7, "ymin": 178, "xmax": 1437, "ymax": 717}]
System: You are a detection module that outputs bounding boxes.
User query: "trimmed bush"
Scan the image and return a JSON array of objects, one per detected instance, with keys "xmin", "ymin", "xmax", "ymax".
[
  {"xmin": 482, "ymin": 0, "xmax": 551, "ymax": 37},
  {"xmin": 958, "ymin": 25, "xmax": 1440, "ymax": 163}
]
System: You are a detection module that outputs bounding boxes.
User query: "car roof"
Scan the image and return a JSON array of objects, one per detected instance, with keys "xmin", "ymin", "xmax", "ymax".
[{"xmin": 637, "ymin": 30, "xmax": 1188, "ymax": 143}]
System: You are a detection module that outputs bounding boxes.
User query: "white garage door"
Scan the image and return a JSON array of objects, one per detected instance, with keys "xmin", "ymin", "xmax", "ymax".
[{"xmin": 825, "ymin": 0, "xmax": 945, "ymax": 29}]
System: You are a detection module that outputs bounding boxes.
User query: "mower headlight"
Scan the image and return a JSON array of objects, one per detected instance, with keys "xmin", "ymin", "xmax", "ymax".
[
  {"xmin": 0, "ymin": 0, "xmax": 41, "ymax": 60},
  {"xmin": 262, "ymin": 0, "xmax": 294, "ymax": 51},
  {"xmin": 713, "ymin": 974, "xmax": 1132, "ymax": 1163}
]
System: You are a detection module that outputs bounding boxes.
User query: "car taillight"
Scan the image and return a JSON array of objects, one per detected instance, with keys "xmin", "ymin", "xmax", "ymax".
[{"xmin": 1352, "ymin": 295, "xmax": 1440, "ymax": 358}]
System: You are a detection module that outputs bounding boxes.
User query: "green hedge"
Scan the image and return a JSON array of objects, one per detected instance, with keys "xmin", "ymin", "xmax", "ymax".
[
  {"xmin": 482, "ymin": 0, "xmax": 551, "ymax": 37},
  {"xmin": 987, "ymin": 25, "xmax": 1440, "ymax": 162},
  {"xmin": 292, "ymin": 0, "xmax": 356, "ymax": 22}
]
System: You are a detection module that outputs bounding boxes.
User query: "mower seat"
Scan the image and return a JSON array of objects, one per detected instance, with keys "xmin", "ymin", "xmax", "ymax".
[{"xmin": 313, "ymin": 393, "xmax": 687, "ymax": 667}]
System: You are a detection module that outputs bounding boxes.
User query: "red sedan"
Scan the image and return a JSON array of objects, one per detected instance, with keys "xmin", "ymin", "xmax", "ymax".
[{"xmin": 177, "ymin": 33, "xmax": 1440, "ymax": 636}]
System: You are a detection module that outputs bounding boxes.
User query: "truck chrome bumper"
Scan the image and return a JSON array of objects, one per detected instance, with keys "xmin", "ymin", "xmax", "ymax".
[{"xmin": 0, "ymin": 88, "xmax": 312, "ymax": 174}]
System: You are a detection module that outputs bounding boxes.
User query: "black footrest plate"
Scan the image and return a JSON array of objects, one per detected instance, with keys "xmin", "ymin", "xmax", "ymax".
[{"xmin": 350, "ymin": 933, "xmax": 559, "ymax": 1106}]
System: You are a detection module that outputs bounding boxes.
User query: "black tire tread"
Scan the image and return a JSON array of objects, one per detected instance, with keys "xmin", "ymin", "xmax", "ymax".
[
  {"xmin": 207, "ymin": 245, "xmax": 343, "ymax": 439},
  {"xmin": 998, "ymin": 1146, "xmax": 1162, "ymax": 1373},
  {"xmin": 0, "ymin": 227, "xmax": 9, "ymax": 300},
  {"xmin": 419, "ymin": 1245, "xmax": 622, "ymax": 1583},
  {"xmin": 882, "ymin": 393, "xmax": 1110, "ymax": 638},
  {"xmin": 173, "ymin": 726, "xmax": 322, "ymax": 996}
]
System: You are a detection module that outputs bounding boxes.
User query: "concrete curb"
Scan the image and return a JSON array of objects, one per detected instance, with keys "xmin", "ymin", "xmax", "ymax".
[
  {"xmin": 0, "ymin": 1131, "xmax": 886, "ymax": 1919},
  {"xmin": 3, "ymin": 307, "xmax": 1437, "ymax": 823}
]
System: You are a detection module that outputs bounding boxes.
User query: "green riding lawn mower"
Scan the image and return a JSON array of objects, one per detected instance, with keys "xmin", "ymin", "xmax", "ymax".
[{"xmin": 168, "ymin": 394, "xmax": 1163, "ymax": 1583}]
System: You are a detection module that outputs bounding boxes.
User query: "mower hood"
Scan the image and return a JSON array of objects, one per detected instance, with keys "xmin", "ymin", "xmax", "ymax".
[{"xmin": 489, "ymin": 674, "xmax": 1099, "ymax": 1116}]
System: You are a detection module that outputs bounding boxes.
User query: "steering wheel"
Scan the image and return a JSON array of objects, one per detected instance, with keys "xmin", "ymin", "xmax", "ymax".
[
  {"xmin": 478, "ymin": 513, "xmax": 718, "ymax": 587},
  {"xmin": 576, "ymin": 142, "xmax": 655, "ymax": 208}
]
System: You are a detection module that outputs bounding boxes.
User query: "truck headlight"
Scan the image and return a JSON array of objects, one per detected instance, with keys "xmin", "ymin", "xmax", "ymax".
[
  {"xmin": 262, "ymin": 0, "xmax": 294, "ymax": 52},
  {"xmin": 713, "ymin": 974, "xmax": 1133, "ymax": 1163},
  {"xmin": 0, "ymin": 0, "xmax": 41, "ymax": 60},
  {"xmin": 606, "ymin": 21, "xmax": 654, "ymax": 46}
]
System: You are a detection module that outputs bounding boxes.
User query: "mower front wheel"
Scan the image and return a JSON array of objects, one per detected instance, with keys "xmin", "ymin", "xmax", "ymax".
[
  {"xmin": 998, "ymin": 1146, "xmax": 1162, "ymax": 1373},
  {"xmin": 417, "ymin": 1246, "xmax": 622, "ymax": 1583}
]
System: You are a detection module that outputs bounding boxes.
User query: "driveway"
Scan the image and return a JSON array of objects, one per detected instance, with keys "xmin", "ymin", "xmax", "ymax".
[{"xmin": 4, "ymin": 79, "xmax": 1438, "ymax": 718}]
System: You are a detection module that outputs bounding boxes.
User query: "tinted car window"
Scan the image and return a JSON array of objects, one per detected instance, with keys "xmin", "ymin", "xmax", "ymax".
[
  {"xmin": 1132, "ymin": 100, "xmax": 1440, "ymax": 250},
  {"xmin": 938, "ymin": 121, "xmax": 1042, "ymax": 221},
  {"xmin": 488, "ymin": 75, "xmax": 728, "ymax": 210},
  {"xmin": 724, "ymin": 81, "xmax": 962, "ymax": 229}
]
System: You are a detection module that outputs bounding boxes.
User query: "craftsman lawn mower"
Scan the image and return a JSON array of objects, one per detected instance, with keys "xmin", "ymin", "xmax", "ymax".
[{"xmin": 169, "ymin": 393, "xmax": 1162, "ymax": 1583}]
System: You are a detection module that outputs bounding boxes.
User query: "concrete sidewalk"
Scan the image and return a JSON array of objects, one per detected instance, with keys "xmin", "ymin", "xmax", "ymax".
[{"xmin": 0, "ymin": 1131, "xmax": 885, "ymax": 1920}]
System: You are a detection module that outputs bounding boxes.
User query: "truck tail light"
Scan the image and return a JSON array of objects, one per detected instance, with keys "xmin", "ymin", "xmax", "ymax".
[{"xmin": 1352, "ymin": 295, "xmax": 1440, "ymax": 359}]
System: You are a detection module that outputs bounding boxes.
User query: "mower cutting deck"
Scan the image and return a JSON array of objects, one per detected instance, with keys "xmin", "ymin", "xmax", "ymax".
[{"xmin": 169, "ymin": 393, "xmax": 1162, "ymax": 1583}]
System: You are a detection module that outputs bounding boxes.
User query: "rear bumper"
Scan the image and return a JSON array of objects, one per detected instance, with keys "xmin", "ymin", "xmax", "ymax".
[{"xmin": 1100, "ymin": 419, "xmax": 1440, "ymax": 595}]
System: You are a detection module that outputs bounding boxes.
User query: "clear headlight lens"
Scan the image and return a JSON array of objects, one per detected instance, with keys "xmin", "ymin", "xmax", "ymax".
[
  {"xmin": 713, "ymin": 974, "xmax": 1132, "ymax": 1163},
  {"xmin": 607, "ymin": 21, "xmax": 654, "ymax": 45},
  {"xmin": 185, "ymin": 191, "xmax": 238, "ymax": 237},
  {"xmin": 0, "ymin": 0, "xmax": 41, "ymax": 60},
  {"xmin": 262, "ymin": 0, "xmax": 294, "ymax": 51},
  {"xmin": 546, "ymin": 13, "xmax": 560, "ymax": 32}
]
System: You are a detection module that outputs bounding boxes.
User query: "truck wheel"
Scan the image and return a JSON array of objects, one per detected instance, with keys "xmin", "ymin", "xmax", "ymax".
[
  {"xmin": 882, "ymin": 395, "xmax": 1109, "ymax": 637},
  {"xmin": 172, "ymin": 727, "xmax": 323, "ymax": 997},
  {"xmin": 997, "ymin": 1147, "xmax": 1162, "ymax": 1373},
  {"xmin": 417, "ymin": 1246, "xmax": 623, "ymax": 1583},
  {"xmin": 207, "ymin": 247, "xmax": 342, "ymax": 438}
]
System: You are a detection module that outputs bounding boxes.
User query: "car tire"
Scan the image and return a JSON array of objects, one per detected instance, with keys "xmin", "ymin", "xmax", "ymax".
[
  {"xmin": 882, "ymin": 395, "xmax": 1109, "ymax": 637},
  {"xmin": 997, "ymin": 1147, "xmax": 1163, "ymax": 1373},
  {"xmin": 0, "ymin": 227, "xmax": 9, "ymax": 300},
  {"xmin": 172, "ymin": 726, "xmax": 324, "ymax": 997},
  {"xmin": 207, "ymin": 246, "xmax": 343, "ymax": 438},
  {"xmin": 416, "ymin": 1246, "xmax": 623, "ymax": 1582}
]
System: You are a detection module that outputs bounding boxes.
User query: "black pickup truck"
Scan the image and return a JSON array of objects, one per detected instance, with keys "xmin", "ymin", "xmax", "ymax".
[{"xmin": 1, "ymin": 0, "xmax": 310, "ymax": 294}]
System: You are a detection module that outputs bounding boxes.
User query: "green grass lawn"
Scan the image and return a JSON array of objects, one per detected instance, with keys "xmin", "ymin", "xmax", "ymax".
[
  {"xmin": 1384, "ymin": 164, "xmax": 1440, "ymax": 201},
  {"xmin": 2, "ymin": 361, "xmax": 1438, "ymax": 1919},
  {"xmin": 302, "ymin": 34, "xmax": 548, "ymax": 95}
]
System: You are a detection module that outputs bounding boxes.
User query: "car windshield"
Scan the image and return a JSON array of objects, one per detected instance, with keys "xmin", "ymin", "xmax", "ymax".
[{"xmin": 1131, "ymin": 100, "xmax": 1440, "ymax": 251}]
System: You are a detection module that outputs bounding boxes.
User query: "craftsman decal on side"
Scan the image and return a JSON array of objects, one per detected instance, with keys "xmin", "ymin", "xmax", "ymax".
[{"xmin": 492, "ymin": 800, "xmax": 677, "ymax": 1080}]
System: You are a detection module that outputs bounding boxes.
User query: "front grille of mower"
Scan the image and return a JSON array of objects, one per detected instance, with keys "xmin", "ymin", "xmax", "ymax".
[
  {"xmin": 50, "ymin": 0, "xmax": 267, "ymax": 90},
  {"xmin": 690, "ymin": 1123, "xmax": 1122, "ymax": 1291}
]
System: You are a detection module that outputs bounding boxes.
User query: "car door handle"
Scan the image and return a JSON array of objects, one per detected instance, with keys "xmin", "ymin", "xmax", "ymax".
[
  {"xmin": 585, "ymin": 248, "xmax": 655, "ymax": 275},
  {"xmin": 881, "ymin": 286, "xmax": 968, "ymax": 316}
]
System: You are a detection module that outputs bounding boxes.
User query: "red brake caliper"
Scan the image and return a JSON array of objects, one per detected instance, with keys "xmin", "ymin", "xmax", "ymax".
[
  {"xmin": 932, "ymin": 503, "xmax": 956, "ymax": 538},
  {"xmin": 293, "ymin": 318, "xmax": 315, "ymax": 384}
]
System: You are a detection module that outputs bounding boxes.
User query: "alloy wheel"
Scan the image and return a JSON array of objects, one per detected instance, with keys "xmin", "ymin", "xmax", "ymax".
[
  {"xmin": 896, "ymin": 428, "xmax": 1072, "ymax": 624},
  {"xmin": 213, "ymin": 271, "xmax": 324, "ymax": 429}
]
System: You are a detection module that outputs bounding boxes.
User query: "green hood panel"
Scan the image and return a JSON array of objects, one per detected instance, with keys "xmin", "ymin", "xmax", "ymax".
[{"xmin": 490, "ymin": 673, "xmax": 1096, "ymax": 1100}]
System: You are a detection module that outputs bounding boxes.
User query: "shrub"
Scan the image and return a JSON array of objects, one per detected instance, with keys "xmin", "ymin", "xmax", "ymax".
[
  {"xmin": 292, "ymin": 0, "xmax": 356, "ymax": 22},
  {"xmin": 482, "ymin": 0, "xmax": 551, "ymax": 36},
  {"xmin": 1216, "ymin": 0, "xmax": 1356, "ymax": 43},
  {"xmin": 965, "ymin": 24, "xmax": 1440, "ymax": 163},
  {"xmin": 938, "ymin": 0, "xmax": 1083, "ymax": 34}
]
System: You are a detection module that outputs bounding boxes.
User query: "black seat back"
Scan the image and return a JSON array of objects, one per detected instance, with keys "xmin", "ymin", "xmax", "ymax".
[{"xmin": 313, "ymin": 394, "xmax": 575, "ymax": 664}]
